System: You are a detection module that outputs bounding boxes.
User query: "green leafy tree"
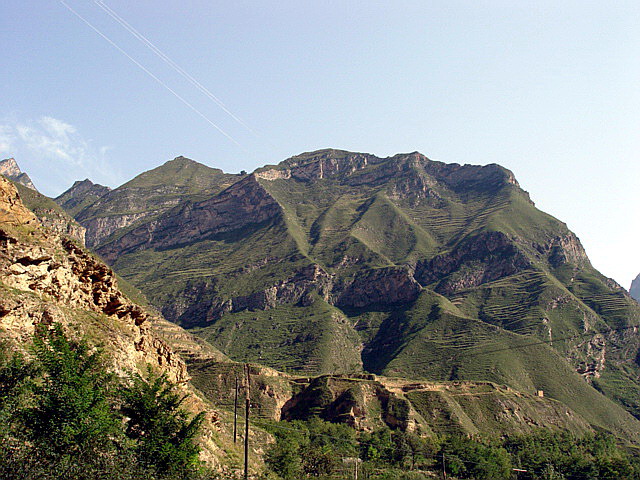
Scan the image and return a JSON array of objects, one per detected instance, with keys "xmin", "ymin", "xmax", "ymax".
[
  {"xmin": 120, "ymin": 370, "xmax": 204, "ymax": 477},
  {"xmin": 24, "ymin": 324, "xmax": 120, "ymax": 457}
]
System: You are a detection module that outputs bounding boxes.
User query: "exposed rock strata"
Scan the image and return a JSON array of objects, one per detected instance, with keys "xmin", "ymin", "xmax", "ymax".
[
  {"xmin": 98, "ymin": 174, "xmax": 282, "ymax": 261},
  {"xmin": 415, "ymin": 231, "xmax": 531, "ymax": 294},
  {"xmin": 0, "ymin": 158, "xmax": 37, "ymax": 191},
  {"xmin": 0, "ymin": 176, "xmax": 186, "ymax": 382}
]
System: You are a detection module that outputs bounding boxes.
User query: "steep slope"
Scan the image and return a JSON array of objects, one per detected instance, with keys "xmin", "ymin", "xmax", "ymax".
[
  {"xmin": 55, "ymin": 178, "xmax": 112, "ymax": 217},
  {"xmin": 0, "ymin": 158, "xmax": 37, "ymax": 191},
  {"xmin": 0, "ymin": 175, "xmax": 267, "ymax": 471},
  {"xmin": 66, "ymin": 156, "xmax": 244, "ymax": 247},
  {"xmin": 632, "ymin": 274, "xmax": 640, "ymax": 302},
  {"xmin": 0, "ymin": 175, "xmax": 185, "ymax": 382},
  {"xmin": 12, "ymin": 181, "xmax": 86, "ymax": 243},
  {"xmin": 57, "ymin": 149, "xmax": 640, "ymax": 431}
]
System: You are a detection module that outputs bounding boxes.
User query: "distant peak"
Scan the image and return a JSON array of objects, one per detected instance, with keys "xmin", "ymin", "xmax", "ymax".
[
  {"xmin": 72, "ymin": 179, "xmax": 94, "ymax": 187},
  {"xmin": 0, "ymin": 157, "xmax": 38, "ymax": 191},
  {"xmin": 631, "ymin": 274, "xmax": 640, "ymax": 302},
  {"xmin": 167, "ymin": 156, "xmax": 198, "ymax": 165},
  {"xmin": 0, "ymin": 157, "xmax": 21, "ymax": 174}
]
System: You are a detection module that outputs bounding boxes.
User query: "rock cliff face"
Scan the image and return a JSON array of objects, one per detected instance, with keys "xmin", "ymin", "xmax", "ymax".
[
  {"xmin": 60, "ymin": 156, "xmax": 242, "ymax": 248},
  {"xmin": 0, "ymin": 177, "xmax": 37, "ymax": 225},
  {"xmin": 0, "ymin": 158, "xmax": 37, "ymax": 191},
  {"xmin": 0, "ymin": 175, "xmax": 186, "ymax": 382},
  {"xmin": 631, "ymin": 274, "xmax": 640, "ymax": 302},
  {"xmin": 99, "ymin": 173, "xmax": 281, "ymax": 262},
  {"xmin": 415, "ymin": 231, "xmax": 532, "ymax": 294}
]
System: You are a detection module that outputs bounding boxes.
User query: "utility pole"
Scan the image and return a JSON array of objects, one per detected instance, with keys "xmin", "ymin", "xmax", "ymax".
[
  {"xmin": 442, "ymin": 451, "xmax": 447, "ymax": 480},
  {"xmin": 244, "ymin": 364, "xmax": 251, "ymax": 480},
  {"xmin": 233, "ymin": 376, "xmax": 238, "ymax": 444}
]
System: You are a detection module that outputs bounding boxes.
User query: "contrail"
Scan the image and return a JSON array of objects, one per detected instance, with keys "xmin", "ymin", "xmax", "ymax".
[
  {"xmin": 94, "ymin": 0, "xmax": 274, "ymax": 147},
  {"xmin": 59, "ymin": 0, "xmax": 245, "ymax": 150}
]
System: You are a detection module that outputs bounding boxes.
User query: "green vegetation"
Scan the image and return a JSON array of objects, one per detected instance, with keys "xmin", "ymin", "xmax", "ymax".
[
  {"xmin": 262, "ymin": 419, "xmax": 640, "ymax": 479},
  {"xmin": 74, "ymin": 156, "xmax": 243, "ymax": 247},
  {"xmin": 60, "ymin": 150, "xmax": 640, "ymax": 437},
  {"xmin": 0, "ymin": 324, "xmax": 208, "ymax": 479}
]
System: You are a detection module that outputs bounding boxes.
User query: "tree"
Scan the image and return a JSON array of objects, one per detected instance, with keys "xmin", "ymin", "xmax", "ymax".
[
  {"xmin": 120, "ymin": 370, "xmax": 204, "ymax": 476},
  {"xmin": 24, "ymin": 324, "xmax": 120, "ymax": 457}
]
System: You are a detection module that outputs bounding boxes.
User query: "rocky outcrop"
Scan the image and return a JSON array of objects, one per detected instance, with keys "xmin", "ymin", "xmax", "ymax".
[
  {"xmin": 0, "ymin": 175, "xmax": 186, "ymax": 383},
  {"xmin": 544, "ymin": 232, "xmax": 590, "ymax": 268},
  {"xmin": 280, "ymin": 375, "xmax": 410, "ymax": 430},
  {"xmin": 171, "ymin": 263, "xmax": 422, "ymax": 326},
  {"xmin": 631, "ymin": 274, "xmax": 640, "ymax": 302},
  {"xmin": 33, "ymin": 208, "xmax": 86, "ymax": 242},
  {"xmin": 97, "ymin": 174, "xmax": 283, "ymax": 261},
  {"xmin": 334, "ymin": 266, "xmax": 422, "ymax": 308},
  {"xmin": 0, "ymin": 158, "xmax": 37, "ymax": 191},
  {"xmin": 415, "ymin": 231, "xmax": 531, "ymax": 294},
  {"xmin": 13, "ymin": 182, "xmax": 86, "ymax": 244},
  {"xmin": 0, "ymin": 177, "xmax": 37, "ymax": 225},
  {"xmin": 257, "ymin": 149, "xmax": 383, "ymax": 182}
]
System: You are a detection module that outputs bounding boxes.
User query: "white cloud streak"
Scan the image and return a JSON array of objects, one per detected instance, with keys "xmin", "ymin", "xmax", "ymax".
[{"xmin": 0, "ymin": 116, "xmax": 122, "ymax": 196}]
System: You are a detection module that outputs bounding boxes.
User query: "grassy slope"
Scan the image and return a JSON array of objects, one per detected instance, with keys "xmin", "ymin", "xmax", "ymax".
[
  {"xmin": 13, "ymin": 182, "xmax": 79, "ymax": 226},
  {"xmin": 77, "ymin": 157, "xmax": 244, "ymax": 246},
  {"xmin": 58, "ymin": 152, "xmax": 640, "ymax": 440}
]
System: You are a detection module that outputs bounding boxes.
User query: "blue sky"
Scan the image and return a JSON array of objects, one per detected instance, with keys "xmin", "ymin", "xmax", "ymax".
[{"xmin": 1, "ymin": 1, "xmax": 639, "ymax": 288}]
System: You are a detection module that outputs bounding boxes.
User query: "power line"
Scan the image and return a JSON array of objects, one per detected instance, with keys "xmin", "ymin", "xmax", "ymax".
[
  {"xmin": 59, "ymin": 0, "xmax": 245, "ymax": 151},
  {"xmin": 93, "ymin": 0, "xmax": 273, "ymax": 148}
]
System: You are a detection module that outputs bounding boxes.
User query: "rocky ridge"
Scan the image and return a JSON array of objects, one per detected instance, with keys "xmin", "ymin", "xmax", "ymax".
[
  {"xmin": 0, "ymin": 175, "xmax": 186, "ymax": 381},
  {"xmin": 0, "ymin": 158, "xmax": 37, "ymax": 191},
  {"xmin": 55, "ymin": 179, "xmax": 112, "ymax": 216},
  {"xmin": 59, "ymin": 156, "xmax": 243, "ymax": 248}
]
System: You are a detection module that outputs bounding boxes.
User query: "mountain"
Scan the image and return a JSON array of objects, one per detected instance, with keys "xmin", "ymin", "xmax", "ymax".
[
  {"xmin": 55, "ymin": 178, "xmax": 112, "ymax": 217},
  {"xmin": 6, "ymin": 172, "xmax": 623, "ymax": 473},
  {"xmin": 56, "ymin": 156, "xmax": 243, "ymax": 248},
  {"xmin": 0, "ymin": 157, "xmax": 37, "ymax": 191},
  {"xmin": 57, "ymin": 149, "xmax": 640, "ymax": 434},
  {"xmin": 12, "ymin": 181, "xmax": 87, "ymax": 243},
  {"xmin": 632, "ymin": 274, "xmax": 640, "ymax": 302},
  {"xmin": 0, "ymin": 174, "xmax": 261, "ymax": 470}
]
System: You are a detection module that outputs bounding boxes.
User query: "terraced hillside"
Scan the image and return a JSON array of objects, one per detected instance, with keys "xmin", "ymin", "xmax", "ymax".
[{"xmin": 58, "ymin": 149, "xmax": 640, "ymax": 428}]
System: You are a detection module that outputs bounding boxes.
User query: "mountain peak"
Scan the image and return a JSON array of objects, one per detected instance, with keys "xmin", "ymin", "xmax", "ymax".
[
  {"xmin": 0, "ymin": 157, "xmax": 37, "ymax": 191},
  {"xmin": 0, "ymin": 157, "xmax": 20, "ymax": 175}
]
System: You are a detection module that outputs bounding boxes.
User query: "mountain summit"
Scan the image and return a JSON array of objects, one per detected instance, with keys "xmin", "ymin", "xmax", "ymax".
[
  {"xmin": 56, "ymin": 149, "xmax": 640, "ymax": 433},
  {"xmin": 0, "ymin": 157, "xmax": 37, "ymax": 191}
]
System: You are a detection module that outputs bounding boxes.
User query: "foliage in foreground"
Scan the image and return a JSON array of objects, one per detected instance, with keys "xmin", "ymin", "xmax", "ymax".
[
  {"xmin": 0, "ymin": 324, "xmax": 207, "ymax": 480},
  {"xmin": 263, "ymin": 418, "xmax": 640, "ymax": 480}
]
